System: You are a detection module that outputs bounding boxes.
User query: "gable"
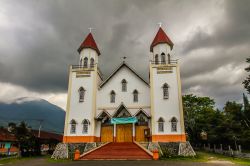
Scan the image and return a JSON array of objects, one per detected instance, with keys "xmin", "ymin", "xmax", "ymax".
[
  {"xmin": 97, "ymin": 62, "xmax": 150, "ymax": 108},
  {"xmin": 113, "ymin": 104, "xmax": 132, "ymax": 118},
  {"xmin": 99, "ymin": 62, "xmax": 149, "ymax": 89}
]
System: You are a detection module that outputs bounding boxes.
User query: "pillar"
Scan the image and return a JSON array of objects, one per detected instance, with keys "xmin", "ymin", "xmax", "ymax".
[
  {"xmin": 113, "ymin": 123, "xmax": 116, "ymax": 142},
  {"xmin": 132, "ymin": 123, "xmax": 135, "ymax": 141}
]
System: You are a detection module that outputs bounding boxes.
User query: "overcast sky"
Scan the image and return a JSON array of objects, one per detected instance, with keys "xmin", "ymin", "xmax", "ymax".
[{"xmin": 0, "ymin": 0, "xmax": 249, "ymax": 109}]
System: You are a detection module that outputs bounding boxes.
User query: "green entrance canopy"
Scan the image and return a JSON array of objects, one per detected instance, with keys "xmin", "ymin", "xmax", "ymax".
[{"xmin": 111, "ymin": 117, "xmax": 138, "ymax": 124}]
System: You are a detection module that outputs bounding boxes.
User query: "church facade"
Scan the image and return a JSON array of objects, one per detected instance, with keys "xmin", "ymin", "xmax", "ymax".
[{"xmin": 63, "ymin": 27, "xmax": 186, "ymax": 143}]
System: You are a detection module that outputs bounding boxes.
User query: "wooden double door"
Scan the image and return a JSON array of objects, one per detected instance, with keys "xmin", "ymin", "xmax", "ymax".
[
  {"xmin": 135, "ymin": 125, "xmax": 148, "ymax": 142},
  {"xmin": 101, "ymin": 125, "xmax": 113, "ymax": 142},
  {"xmin": 116, "ymin": 124, "xmax": 132, "ymax": 142}
]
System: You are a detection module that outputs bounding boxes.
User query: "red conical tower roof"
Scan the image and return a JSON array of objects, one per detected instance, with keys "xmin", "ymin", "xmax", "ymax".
[
  {"xmin": 150, "ymin": 27, "xmax": 174, "ymax": 52},
  {"xmin": 78, "ymin": 33, "xmax": 100, "ymax": 55}
]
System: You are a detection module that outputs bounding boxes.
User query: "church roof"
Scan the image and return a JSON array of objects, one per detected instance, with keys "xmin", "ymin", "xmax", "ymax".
[
  {"xmin": 150, "ymin": 27, "xmax": 174, "ymax": 52},
  {"xmin": 77, "ymin": 33, "xmax": 101, "ymax": 55},
  {"xmin": 99, "ymin": 61, "xmax": 149, "ymax": 88}
]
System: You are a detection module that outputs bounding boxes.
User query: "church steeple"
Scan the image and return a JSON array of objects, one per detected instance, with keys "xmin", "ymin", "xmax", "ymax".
[
  {"xmin": 150, "ymin": 27, "xmax": 174, "ymax": 52},
  {"xmin": 77, "ymin": 32, "xmax": 100, "ymax": 67},
  {"xmin": 150, "ymin": 27, "xmax": 174, "ymax": 64},
  {"xmin": 78, "ymin": 33, "xmax": 101, "ymax": 55}
]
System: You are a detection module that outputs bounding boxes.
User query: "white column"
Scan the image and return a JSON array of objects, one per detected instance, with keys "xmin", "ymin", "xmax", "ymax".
[
  {"xmin": 114, "ymin": 123, "xmax": 116, "ymax": 137},
  {"xmin": 132, "ymin": 123, "xmax": 135, "ymax": 138}
]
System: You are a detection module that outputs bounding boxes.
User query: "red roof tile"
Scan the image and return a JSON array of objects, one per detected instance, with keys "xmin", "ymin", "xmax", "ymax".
[
  {"xmin": 0, "ymin": 128, "xmax": 17, "ymax": 142},
  {"xmin": 0, "ymin": 128, "xmax": 62, "ymax": 142},
  {"xmin": 150, "ymin": 27, "xmax": 174, "ymax": 52},
  {"xmin": 77, "ymin": 33, "xmax": 101, "ymax": 55},
  {"xmin": 31, "ymin": 130, "xmax": 63, "ymax": 141}
]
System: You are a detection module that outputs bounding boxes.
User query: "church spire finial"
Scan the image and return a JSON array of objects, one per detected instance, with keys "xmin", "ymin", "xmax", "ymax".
[
  {"xmin": 88, "ymin": 27, "xmax": 95, "ymax": 33},
  {"xmin": 121, "ymin": 56, "xmax": 127, "ymax": 63},
  {"xmin": 157, "ymin": 22, "xmax": 162, "ymax": 28}
]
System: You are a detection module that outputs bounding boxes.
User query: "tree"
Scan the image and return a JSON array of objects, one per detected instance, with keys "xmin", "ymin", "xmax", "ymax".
[
  {"xmin": 243, "ymin": 93, "xmax": 250, "ymax": 128},
  {"xmin": 243, "ymin": 58, "xmax": 250, "ymax": 94},
  {"xmin": 8, "ymin": 122, "xmax": 40, "ymax": 157},
  {"xmin": 183, "ymin": 94, "xmax": 216, "ymax": 144},
  {"xmin": 183, "ymin": 94, "xmax": 250, "ymax": 149}
]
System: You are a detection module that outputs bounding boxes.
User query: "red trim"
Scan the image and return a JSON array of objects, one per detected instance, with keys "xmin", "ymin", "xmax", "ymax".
[
  {"xmin": 152, "ymin": 134, "xmax": 186, "ymax": 142},
  {"xmin": 63, "ymin": 136, "xmax": 100, "ymax": 143}
]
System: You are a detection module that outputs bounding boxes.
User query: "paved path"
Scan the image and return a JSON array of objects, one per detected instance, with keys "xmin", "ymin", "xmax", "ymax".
[{"xmin": 2, "ymin": 158, "xmax": 237, "ymax": 166}]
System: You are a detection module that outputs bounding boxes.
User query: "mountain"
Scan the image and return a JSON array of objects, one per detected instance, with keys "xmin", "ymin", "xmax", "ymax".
[{"xmin": 0, "ymin": 97, "xmax": 65, "ymax": 134}]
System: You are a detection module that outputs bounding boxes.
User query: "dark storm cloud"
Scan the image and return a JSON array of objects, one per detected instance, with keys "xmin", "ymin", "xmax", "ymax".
[
  {"xmin": 0, "ymin": 0, "xmax": 249, "ymax": 108},
  {"xmin": 0, "ymin": 0, "xmax": 165, "ymax": 92},
  {"xmin": 183, "ymin": 0, "xmax": 250, "ymax": 53},
  {"xmin": 179, "ymin": 0, "xmax": 250, "ymax": 107}
]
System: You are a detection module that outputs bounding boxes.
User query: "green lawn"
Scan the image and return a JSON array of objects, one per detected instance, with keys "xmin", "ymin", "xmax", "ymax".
[
  {"xmin": 1, "ymin": 152, "xmax": 250, "ymax": 165},
  {"xmin": 161, "ymin": 150, "xmax": 250, "ymax": 165},
  {"xmin": 0, "ymin": 157, "xmax": 34, "ymax": 164}
]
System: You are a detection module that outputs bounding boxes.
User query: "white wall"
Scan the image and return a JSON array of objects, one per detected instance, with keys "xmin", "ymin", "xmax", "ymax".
[
  {"xmin": 65, "ymin": 69, "xmax": 96, "ymax": 136},
  {"xmin": 151, "ymin": 43, "xmax": 172, "ymax": 61},
  {"xmin": 151, "ymin": 65, "xmax": 182, "ymax": 135},
  {"xmin": 97, "ymin": 66, "xmax": 150, "ymax": 116},
  {"xmin": 79, "ymin": 48, "xmax": 98, "ymax": 65}
]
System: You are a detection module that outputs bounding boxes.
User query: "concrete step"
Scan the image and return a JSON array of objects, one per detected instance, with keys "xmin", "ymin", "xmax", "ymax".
[{"xmin": 81, "ymin": 142, "xmax": 152, "ymax": 160}]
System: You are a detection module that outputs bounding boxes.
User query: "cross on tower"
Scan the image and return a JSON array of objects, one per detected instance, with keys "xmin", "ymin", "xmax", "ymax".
[
  {"xmin": 157, "ymin": 22, "xmax": 163, "ymax": 27},
  {"xmin": 88, "ymin": 27, "xmax": 95, "ymax": 33}
]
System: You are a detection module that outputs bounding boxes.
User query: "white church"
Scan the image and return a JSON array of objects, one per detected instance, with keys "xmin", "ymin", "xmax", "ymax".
[{"xmin": 63, "ymin": 27, "xmax": 186, "ymax": 143}]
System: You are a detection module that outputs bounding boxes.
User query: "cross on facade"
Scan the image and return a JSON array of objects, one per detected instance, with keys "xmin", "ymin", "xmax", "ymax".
[{"xmin": 121, "ymin": 56, "xmax": 127, "ymax": 62}]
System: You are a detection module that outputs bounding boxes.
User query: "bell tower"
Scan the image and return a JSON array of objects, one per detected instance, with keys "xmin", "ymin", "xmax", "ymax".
[
  {"xmin": 149, "ymin": 26, "xmax": 186, "ymax": 142},
  {"xmin": 63, "ymin": 31, "xmax": 101, "ymax": 143}
]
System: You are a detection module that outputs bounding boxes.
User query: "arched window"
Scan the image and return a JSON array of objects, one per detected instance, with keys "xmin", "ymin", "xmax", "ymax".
[
  {"xmin": 133, "ymin": 89, "xmax": 138, "ymax": 102},
  {"xmin": 162, "ymin": 83, "xmax": 169, "ymax": 99},
  {"xmin": 78, "ymin": 87, "xmax": 85, "ymax": 102},
  {"xmin": 90, "ymin": 58, "xmax": 94, "ymax": 68},
  {"xmin": 82, "ymin": 119, "xmax": 90, "ymax": 134},
  {"xmin": 155, "ymin": 54, "xmax": 159, "ymax": 64},
  {"xmin": 83, "ymin": 57, "xmax": 88, "ymax": 67},
  {"xmin": 161, "ymin": 53, "xmax": 166, "ymax": 64},
  {"xmin": 70, "ymin": 119, "xmax": 77, "ymax": 134},
  {"xmin": 121, "ymin": 79, "xmax": 127, "ymax": 92},
  {"xmin": 110, "ymin": 90, "xmax": 116, "ymax": 103},
  {"xmin": 158, "ymin": 117, "xmax": 165, "ymax": 132},
  {"xmin": 171, "ymin": 117, "xmax": 177, "ymax": 132},
  {"xmin": 80, "ymin": 58, "xmax": 83, "ymax": 67},
  {"xmin": 168, "ymin": 54, "xmax": 171, "ymax": 64}
]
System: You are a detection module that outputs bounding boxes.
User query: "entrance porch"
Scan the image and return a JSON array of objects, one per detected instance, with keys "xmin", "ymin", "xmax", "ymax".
[{"xmin": 96, "ymin": 104, "xmax": 151, "ymax": 142}]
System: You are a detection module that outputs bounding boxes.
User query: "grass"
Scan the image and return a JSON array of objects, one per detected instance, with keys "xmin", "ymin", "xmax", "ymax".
[
  {"xmin": 161, "ymin": 150, "xmax": 250, "ymax": 165},
  {"xmin": 46, "ymin": 156, "xmax": 73, "ymax": 163},
  {"xmin": 0, "ymin": 156, "xmax": 38, "ymax": 164},
  {"xmin": 1, "ymin": 152, "xmax": 250, "ymax": 165},
  {"xmin": 0, "ymin": 155, "xmax": 73, "ymax": 165}
]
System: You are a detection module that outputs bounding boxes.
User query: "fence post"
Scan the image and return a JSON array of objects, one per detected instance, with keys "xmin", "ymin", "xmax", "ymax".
[{"xmin": 238, "ymin": 145, "xmax": 241, "ymax": 153}]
